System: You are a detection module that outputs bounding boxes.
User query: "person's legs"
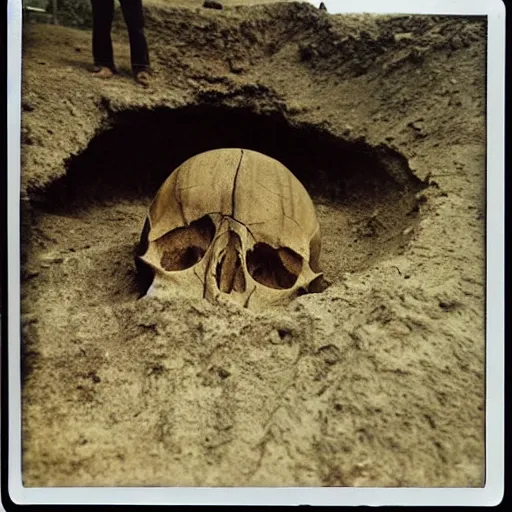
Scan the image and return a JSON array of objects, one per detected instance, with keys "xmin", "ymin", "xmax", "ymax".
[
  {"xmin": 119, "ymin": 0, "xmax": 150, "ymax": 78},
  {"xmin": 91, "ymin": 0, "xmax": 116, "ymax": 74}
]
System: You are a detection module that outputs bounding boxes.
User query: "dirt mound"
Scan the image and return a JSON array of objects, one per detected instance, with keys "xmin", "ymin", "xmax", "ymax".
[{"xmin": 20, "ymin": 1, "xmax": 485, "ymax": 487}]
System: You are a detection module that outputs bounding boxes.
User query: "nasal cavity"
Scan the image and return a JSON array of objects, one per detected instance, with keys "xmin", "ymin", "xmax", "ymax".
[{"xmin": 216, "ymin": 231, "xmax": 246, "ymax": 294}]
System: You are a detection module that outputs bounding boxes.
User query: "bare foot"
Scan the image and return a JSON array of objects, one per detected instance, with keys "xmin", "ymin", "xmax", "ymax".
[{"xmin": 92, "ymin": 66, "xmax": 114, "ymax": 79}]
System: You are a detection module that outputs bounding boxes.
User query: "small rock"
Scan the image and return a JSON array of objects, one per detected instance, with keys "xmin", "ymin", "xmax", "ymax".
[
  {"xmin": 203, "ymin": 0, "xmax": 223, "ymax": 9},
  {"xmin": 317, "ymin": 344, "xmax": 342, "ymax": 365},
  {"xmin": 22, "ymin": 101, "xmax": 34, "ymax": 112},
  {"xmin": 439, "ymin": 300, "xmax": 458, "ymax": 311},
  {"xmin": 450, "ymin": 35, "xmax": 463, "ymax": 50},
  {"xmin": 394, "ymin": 32, "xmax": 413, "ymax": 42},
  {"xmin": 228, "ymin": 58, "xmax": 246, "ymax": 74},
  {"xmin": 89, "ymin": 372, "xmax": 101, "ymax": 383},
  {"xmin": 216, "ymin": 367, "xmax": 230, "ymax": 380},
  {"xmin": 40, "ymin": 254, "xmax": 64, "ymax": 264},
  {"xmin": 186, "ymin": 78, "xmax": 199, "ymax": 88},
  {"xmin": 408, "ymin": 119, "xmax": 425, "ymax": 135}
]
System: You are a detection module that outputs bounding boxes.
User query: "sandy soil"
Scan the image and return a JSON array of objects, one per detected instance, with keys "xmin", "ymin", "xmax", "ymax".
[{"xmin": 19, "ymin": 0, "xmax": 486, "ymax": 487}]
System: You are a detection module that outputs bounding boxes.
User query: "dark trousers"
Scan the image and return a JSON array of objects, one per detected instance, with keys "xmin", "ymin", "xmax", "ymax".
[{"xmin": 91, "ymin": 0, "xmax": 150, "ymax": 74}]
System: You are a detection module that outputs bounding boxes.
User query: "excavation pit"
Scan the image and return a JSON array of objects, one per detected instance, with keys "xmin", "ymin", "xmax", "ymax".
[{"xmin": 24, "ymin": 105, "xmax": 425, "ymax": 310}]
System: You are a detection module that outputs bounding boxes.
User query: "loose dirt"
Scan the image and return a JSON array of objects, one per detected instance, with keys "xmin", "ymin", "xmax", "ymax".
[{"xmin": 20, "ymin": 0, "xmax": 486, "ymax": 487}]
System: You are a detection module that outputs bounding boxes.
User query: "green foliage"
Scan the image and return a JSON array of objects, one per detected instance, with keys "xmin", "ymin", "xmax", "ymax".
[{"xmin": 56, "ymin": 0, "xmax": 93, "ymax": 29}]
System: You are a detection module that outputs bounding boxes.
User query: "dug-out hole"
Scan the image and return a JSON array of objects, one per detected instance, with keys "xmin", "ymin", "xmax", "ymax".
[
  {"xmin": 24, "ymin": 105, "xmax": 425, "ymax": 310},
  {"xmin": 40, "ymin": 105, "xmax": 423, "ymax": 208}
]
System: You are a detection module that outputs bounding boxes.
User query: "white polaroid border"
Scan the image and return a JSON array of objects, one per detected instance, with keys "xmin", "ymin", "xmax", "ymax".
[{"xmin": 6, "ymin": 0, "xmax": 505, "ymax": 506}]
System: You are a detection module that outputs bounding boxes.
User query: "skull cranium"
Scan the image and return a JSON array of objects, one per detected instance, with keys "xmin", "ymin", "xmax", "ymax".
[{"xmin": 136, "ymin": 148, "xmax": 325, "ymax": 310}]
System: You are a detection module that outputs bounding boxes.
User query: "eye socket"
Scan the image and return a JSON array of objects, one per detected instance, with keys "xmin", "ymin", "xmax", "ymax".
[
  {"xmin": 246, "ymin": 243, "xmax": 303, "ymax": 289},
  {"xmin": 155, "ymin": 215, "xmax": 215, "ymax": 271}
]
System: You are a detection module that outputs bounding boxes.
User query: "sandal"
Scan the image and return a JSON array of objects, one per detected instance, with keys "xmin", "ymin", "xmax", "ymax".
[
  {"xmin": 135, "ymin": 70, "xmax": 151, "ymax": 87},
  {"xmin": 92, "ymin": 66, "xmax": 114, "ymax": 79}
]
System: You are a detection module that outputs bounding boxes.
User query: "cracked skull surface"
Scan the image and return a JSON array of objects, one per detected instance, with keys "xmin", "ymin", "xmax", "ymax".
[{"xmin": 136, "ymin": 148, "xmax": 325, "ymax": 310}]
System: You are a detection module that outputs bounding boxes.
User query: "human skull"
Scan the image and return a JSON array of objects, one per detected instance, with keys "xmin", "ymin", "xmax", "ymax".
[{"xmin": 136, "ymin": 148, "xmax": 325, "ymax": 311}]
